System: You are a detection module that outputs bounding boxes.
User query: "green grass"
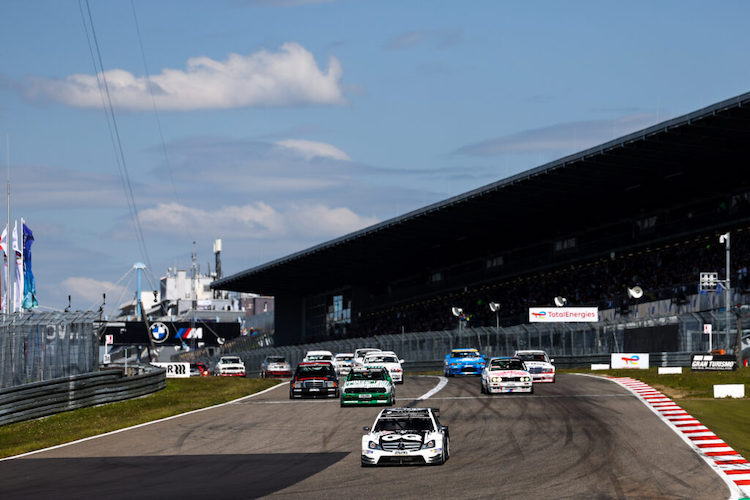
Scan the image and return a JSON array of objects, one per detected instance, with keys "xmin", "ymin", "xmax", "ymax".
[
  {"xmin": 0, "ymin": 377, "xmax": 281, "ymax": 459},
  {"xmin": 680, "ymin": 399, "xmax": 750, "ymax": 459},
  {"xmin": 564, "ymin": 366, "xmax": 750, "ymax": 459}
]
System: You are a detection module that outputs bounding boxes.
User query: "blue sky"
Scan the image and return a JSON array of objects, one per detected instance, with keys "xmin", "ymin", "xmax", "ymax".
[{"xmin": 1, "ymin": 0, "xmax": 748, "ymax": 313}]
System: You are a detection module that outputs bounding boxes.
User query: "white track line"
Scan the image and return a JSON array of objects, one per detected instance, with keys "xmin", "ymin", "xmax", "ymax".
[
  {"xmin": 0, "ymin": 381, "xmax": 289, "ymax": 462},
  {"xmin": 413, "ymin": 375, "xmax": 448, "ymax": 401},
  {"xmin": 577, "ymin": 374, "xmax": 749, "ymax": 500}
]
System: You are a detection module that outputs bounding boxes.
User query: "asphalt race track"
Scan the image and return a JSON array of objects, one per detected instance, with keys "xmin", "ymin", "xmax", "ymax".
[{"xmin": 0, "ymin": 374, "xmax": 730, "ymax": 499}]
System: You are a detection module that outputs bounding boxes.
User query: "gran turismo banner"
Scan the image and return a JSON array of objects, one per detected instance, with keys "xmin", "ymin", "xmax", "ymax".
[
  {"xmin": 691, "ymin": 354, "xmax": 737, "ymax": 371},
  {"xmin": 528, "ymin": 307, "xmax": 598, "ymax": 322}
]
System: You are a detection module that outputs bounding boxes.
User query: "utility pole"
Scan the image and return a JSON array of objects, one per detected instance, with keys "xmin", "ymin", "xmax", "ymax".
[{"xmin": 720, "ymin": 233, "xmax": 731, "ymax": 351}]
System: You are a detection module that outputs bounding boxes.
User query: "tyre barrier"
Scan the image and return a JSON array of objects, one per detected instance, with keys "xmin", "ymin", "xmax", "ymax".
[{"xmin": 0, "ymin": 364, "xmax": 166, "ymax": 426}]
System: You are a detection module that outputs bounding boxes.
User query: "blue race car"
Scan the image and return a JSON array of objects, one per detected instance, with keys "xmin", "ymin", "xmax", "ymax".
[{"xmin": 443, "ymin": 348, "xmax": 486, "ymax": 376}]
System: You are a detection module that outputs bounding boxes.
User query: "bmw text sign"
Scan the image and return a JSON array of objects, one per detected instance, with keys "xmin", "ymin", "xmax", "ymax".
[
  {"xmin": 611, "ymin": 353, "xmax": 650, "ymax": 369},
  {"xmin": 528, "ymin": 307, "xmax": 598, "ymax": 322},
  {"xmin": 102, "ymin": 321, "xmax": 240, "ymax": 346}
]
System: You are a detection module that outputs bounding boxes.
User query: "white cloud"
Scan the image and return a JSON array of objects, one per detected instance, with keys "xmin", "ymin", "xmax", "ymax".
[
  {"xmin": 136, "ymin": 201, "xmax": 377, "ymax": 239},
  {"xmin": 275, "ymin": 139, "xmax": 351, "ymax": 161},
  {"xmin": 287, "ymin": 204, "xmax": 378, "ymax": 237},
  {"xmin": 24, "ymin": 43, "xmax": 346, "ymax": 110},
  {"xmin": 61, "ymin": 277, "xmax": 130, "ymax": 309}
]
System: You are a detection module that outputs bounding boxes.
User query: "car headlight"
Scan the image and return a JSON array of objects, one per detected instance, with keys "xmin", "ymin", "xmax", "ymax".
[
  {"xmin": 293, "ymin": 381, "xmax": 303, "ymax": 388},
  {"xmin": 491, "ymin": 376, "xmax": 499, "ymax": 383},
  {"xmin": 424, "ymin": 440, "xmax": 436, "ymax": 449},
  {"xmin": 522, "ymin": 376, "xmax": 531, "ymax": 382},
  {"xmin": 368, "ymin": 441, "xmax": 380, "ymax": 450},
  {"xmin": 326, "ymin": 380, "xmax": 337, "ymax": 388},
  {"xmin": 543, "ymin": 368, "xmax": 554, "ymax": 373}
]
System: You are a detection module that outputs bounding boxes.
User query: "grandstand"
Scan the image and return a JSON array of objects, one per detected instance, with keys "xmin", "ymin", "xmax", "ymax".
[{"xmin": 212, "ymin": 91, "xmax": 750, "ymax": 346}]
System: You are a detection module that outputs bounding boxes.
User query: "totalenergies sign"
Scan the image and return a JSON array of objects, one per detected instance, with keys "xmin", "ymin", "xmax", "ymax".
[
  {"xmin": 528, "ymin": 307, "xmax": 598, "ymax": 323},
  {"xmin": 611, "ymin": 353, "xmax": 650, "ymax": 369}
]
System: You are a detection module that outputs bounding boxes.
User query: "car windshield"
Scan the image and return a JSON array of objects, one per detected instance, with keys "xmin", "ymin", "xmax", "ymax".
[
  {"xmin": 452, "ymin": 351, "xmax": 479, "ymax": 358},
  {"xmin": 349, "ymin": 370, "xmax": 387, "ymax": 381},
  {"xmin": 307, "ymin": 354, "xmax": 332, "ymax": 361},
  {"xmin": 296, "ymin": 365, "xmax": 335, "ymax": 377},
  {"xmin": 221, "ymin": 357, "xmax": 241, "ymax": 364},
  {"xmin": 491, "ymin": 359, "xmax": 525, "ymax": 370},
  {"xmin": 374, "ymin": 417, "xmax": 434, "ymax": 432},
  {"xmin": 517, "ymin": 353, "xmax": 547, "ymax": 362},
  {"xmin": 365, "ymin": 355, "xmax": 399, "ymax": 363},
  {"xmin": 267, "ymin": 357, "xmax": 286, "ymax": 363}
]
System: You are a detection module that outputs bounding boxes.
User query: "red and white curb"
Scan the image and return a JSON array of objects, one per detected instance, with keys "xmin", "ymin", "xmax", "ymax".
[{"xmin": 609, "ymin": 377, "xmax": 750, "ymax": 499}]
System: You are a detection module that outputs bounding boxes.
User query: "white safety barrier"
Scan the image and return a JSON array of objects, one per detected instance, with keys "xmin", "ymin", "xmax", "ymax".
[
  {"xmin": 713, "ymin": 384, "xmax": 745, "ymax": 399},
  {"xmin": 591, "ymin": 364, "xmax": 610, "ymax": 370},
  {"xmin": 658, "ymin": 367, "xmax": 682, "ymax": 374}
]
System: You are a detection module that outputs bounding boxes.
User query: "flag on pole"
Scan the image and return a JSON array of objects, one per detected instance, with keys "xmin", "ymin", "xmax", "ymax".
[
  {"xmin": 22, "ymin": 219, "xmax": 37, "ymax": 310},
  {"xmin": 12, "ymin": 220, "xmax": 22, "ymax": 312},
  {"xmin": 0, "ymin": 225, "xmax": 5, "ymax": 312}
]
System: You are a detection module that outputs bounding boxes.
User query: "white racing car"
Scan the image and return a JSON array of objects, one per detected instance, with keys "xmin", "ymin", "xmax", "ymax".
[
  {"xmin": 480, "ymin": 356, "xmax": 533, "ymax": 394},
  {"xmin": 361, "ymin": 407, "xmax": 449, "ymax": 466},
  {"xmin": 363, "ymin": 351, "xmax": 404, "ymax": 384},
  {"xmin": 214, "ymin": 356, "xmax": 246, "ymax": 377},
  {"xmin": 513, "ymin": 349, "xmax": 556, "ymax": 383}
]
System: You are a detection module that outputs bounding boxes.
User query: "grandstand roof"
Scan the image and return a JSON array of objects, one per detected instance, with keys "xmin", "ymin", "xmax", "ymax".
[{"xmin": 213, "ymin": 91, "xmax": 750, "ymax": 296}]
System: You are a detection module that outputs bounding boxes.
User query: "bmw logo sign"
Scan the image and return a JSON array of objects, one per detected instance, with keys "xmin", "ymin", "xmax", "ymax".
[{"xmin": 150, "ymin": 322, "xmax": 169, "ymax": 343}]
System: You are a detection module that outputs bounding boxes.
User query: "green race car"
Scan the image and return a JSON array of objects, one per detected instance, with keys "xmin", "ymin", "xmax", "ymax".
[{"xmin": 341, "ymin": 366, "xmax": 395, "ymax": 407}]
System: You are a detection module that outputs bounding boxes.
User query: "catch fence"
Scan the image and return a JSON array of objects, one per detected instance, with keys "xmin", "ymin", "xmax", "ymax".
[
  {"xmin": 0, "ymin": 311, "xmax": 101, "ymax": 389},
  {"xmin": 184, "ymin": 309, "xmax": 749, "ymax": 374}
]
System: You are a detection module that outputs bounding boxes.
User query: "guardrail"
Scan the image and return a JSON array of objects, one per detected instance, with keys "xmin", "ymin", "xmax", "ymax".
[{"xmin": 0, "ymin": 364, "xmax": 166, "ymax": 426}]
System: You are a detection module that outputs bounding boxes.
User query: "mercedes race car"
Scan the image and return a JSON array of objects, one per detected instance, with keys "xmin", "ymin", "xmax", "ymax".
[
  {"xmin": 289, "ymin": 361, "xmax": 339, "ymax": 399},
  {"xmin": 513, "ymin": 350, "xmax": 556, "ymax": 383},
  {"xmin": 363, "ymin": 351, "xmax": 404, "ymax": 384},
  {"xmin": 480, "ymin": 357, "xmax": 533, "ymax": 394},
  {"xmin": 214, "ymin": 356, "xmax": 246, "ymax": 377},
  {"xmin": 341, "ymin": 367, "xmax": 395, "ymax": 407},
  {"xmin": 443, "ymin": 348, "xmax": 486, "ymax": 376},
  {"xmin": 361, "ymin": 407, "xmax": 449, "ymax": 466}
]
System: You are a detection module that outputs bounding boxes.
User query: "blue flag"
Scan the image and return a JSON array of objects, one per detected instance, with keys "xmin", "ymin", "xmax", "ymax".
[{"xmin": 22, "ymin": 220, "xmax": 38, "ymax": 310}]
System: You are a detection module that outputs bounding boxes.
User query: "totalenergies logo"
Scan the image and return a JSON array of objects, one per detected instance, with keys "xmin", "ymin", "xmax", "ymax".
[
  {"xmin": 621, "ymin": 355, "xmax": 640, "ymax": 365},
  {"xmin": 531, "ymin": 311, "xmax": 547, "ymax": 319}
]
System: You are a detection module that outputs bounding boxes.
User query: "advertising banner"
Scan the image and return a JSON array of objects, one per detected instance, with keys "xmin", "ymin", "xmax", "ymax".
[
  {"xmin": 691, "ymin": 354, "xmax": 737, "ymax": 371},
  {"xmin": 151, "ymin": 362, "xmax": 190, "ymax": 378},
  {"xmin": 102, "ymin": 321, "xmax": 240, "ymax": 347},
  {"xmin": 611, "ymin": 353, "xmax": 649, "ymax": 369},
  {"xmin": 529, "ymin": 307, "xmax": 598, "ymax": 322}
]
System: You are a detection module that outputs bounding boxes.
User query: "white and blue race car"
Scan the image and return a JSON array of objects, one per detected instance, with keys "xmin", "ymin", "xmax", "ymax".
[{"xmin": 361, "ymin": 407, "xmax": 449, "ymax": 466}]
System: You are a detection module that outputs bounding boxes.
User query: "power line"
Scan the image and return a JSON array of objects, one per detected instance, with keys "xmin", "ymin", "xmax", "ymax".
[{"xmin": 78, "ymin": 0, "xmax": 153, "ymax": 272}]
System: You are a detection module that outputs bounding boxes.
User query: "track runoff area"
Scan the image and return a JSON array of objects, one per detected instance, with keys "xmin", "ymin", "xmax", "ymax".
[{"xmin": 0, "ymin": 373, "xmax": 743, "ymax": 499}]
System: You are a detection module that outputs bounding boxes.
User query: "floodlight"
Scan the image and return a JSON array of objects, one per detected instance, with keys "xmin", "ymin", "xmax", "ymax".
[
  {"xmin": 489, "ymin": 302, "xmax": 500, "ymax": 312},
  {"xmin": 451, "ymin": 307, "xmax": 463, "ymax": 317},
  {"xmin": 627, "ymin": 286, "xmax": 644, "ymax": 299},
  {"xmin": 719, "ymin": 232, "xmax": 729, "ymax": 244},
  {"xmin": 554, "ymin": 296, "xmax": 567, "ymax": 307}
]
